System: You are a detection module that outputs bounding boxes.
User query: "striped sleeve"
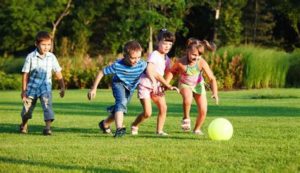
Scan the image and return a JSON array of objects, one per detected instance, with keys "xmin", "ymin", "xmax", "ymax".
[{"xmin": 103, "ymin": 63, "xmax": 116, "ymax": 75}]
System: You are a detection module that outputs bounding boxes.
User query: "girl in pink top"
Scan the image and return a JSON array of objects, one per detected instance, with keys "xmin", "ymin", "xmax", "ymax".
[
  {"xmin": 166, "ymin": 38, "xmax": 219, "ymax": 135},
  {"xmin": 131, "ymin": 29, "xmax": 178, "ymax": 136}
]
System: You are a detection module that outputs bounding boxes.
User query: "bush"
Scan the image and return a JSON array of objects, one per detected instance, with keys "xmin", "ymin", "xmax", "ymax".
[
  {"xmin": 286, "ymin": 49, "xmax": 300, "ymax": 87},
  {"xmin": 0, "ymin": 71, "xmax": 22, "ymax": 90}
]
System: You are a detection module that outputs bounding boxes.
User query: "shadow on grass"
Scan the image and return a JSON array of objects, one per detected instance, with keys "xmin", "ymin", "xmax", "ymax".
[
  {"xmin": 1, "ymin": 101, "xmax": 300, "ymax": 117},
  {"xmin": 0, "ymin": 123, "xmax": 98, "ymax": 135},
  {"xmin": 0, "ymin": 156, "xmax": 130, "ymax": 172}
]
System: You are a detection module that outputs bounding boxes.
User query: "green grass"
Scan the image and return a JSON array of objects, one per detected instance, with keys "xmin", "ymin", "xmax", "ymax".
[{"xmin": 1, "ymin": 89, "xmax": 300, "ymax": 172}]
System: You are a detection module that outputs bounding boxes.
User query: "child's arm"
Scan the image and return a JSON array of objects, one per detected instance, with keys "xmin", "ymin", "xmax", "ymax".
[
  {"xmin": 88, "ymin": 70, "xmax": 104, "ymax": 100},
  {"xmin": 200, "ymin": 59, "xmax": 219, "ymax": 104},
  {"xmin": 147, "ymin": 63, "xmax": 178, "ymax": 92},
  {"xmin": 21, "ymin": 72, "xmax": 29, "ymax": 101},
  {"xmin": 165, "ymin": 59, "xmax": 180, "ymax": 84},
  {"xmin": 55, "ymin": 72, "xmax": 65, "ymax": 98}
]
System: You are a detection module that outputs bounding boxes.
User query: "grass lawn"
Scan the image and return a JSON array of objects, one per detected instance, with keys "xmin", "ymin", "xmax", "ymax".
[{"xmin": 0, "ymin": 89, "xmax": 300, "ymax": 172}]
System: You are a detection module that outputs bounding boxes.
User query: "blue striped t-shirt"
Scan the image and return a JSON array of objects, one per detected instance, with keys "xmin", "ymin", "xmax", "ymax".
[{"xmin": 103, "ymin": 58, "xmax": 147, "ymax": 91}]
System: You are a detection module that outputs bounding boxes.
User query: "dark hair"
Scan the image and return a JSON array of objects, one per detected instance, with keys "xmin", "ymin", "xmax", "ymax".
[
  {"xmin": 157, "ymin": 29, "xmax": 175, "ymax": 43},
  {"xmin": 123, "ymin": 40, "xmax": 143, "ymax": 58},
  {"xmin": 35, "ymin": 31, "xmax": 52, "ymax": 44}
]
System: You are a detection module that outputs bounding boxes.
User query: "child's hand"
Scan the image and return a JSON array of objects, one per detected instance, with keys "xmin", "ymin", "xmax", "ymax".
[
  {"xmin": 211, "ymin": 94, "xmax": 219, "ymax": 105},
  {"xmin": 21, "ymin": 91, "xmax": 27, "ymax": 102},
  {"xmin": 170, "ymin": 86, "xmax": 179, "ymax": 93},
  {"xmin": 59, "ymin": 88, "xmax": 65, "ymax": 98},
  {"xmin": 87, "ymin": 89, "xmax": 96, "ymax": 100}
]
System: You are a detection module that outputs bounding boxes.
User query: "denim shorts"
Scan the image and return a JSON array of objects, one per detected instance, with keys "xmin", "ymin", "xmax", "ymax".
[
  {"xmin": 107, "ymin": 82, "xmax": 134, "ymax": 114},
  {"xmin": 21, "ymin": 92, "xmax": 54, "ymax": 121}
]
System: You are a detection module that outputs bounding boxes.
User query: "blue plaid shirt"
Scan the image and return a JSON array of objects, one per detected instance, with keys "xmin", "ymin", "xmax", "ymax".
[{"xmin": 22, "ymin": 49, "xmax": 62, "ymax": 98}]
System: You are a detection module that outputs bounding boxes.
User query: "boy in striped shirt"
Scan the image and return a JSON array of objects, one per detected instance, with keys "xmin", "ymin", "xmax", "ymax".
[{"xmin": 87, "ymin": 40, "xmax": 147, "ymax": 137}]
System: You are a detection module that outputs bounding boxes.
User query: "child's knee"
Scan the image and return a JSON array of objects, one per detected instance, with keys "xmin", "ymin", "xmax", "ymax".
[{"xmin": 143, "ymin": 110, "xmax": 152, "ymax": 119}]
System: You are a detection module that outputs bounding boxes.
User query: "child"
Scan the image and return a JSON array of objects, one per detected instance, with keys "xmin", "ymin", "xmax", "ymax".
[
  {"xmin": 87, "ymin": 40, "xmax": 147, "ymax": 138},
  {"xmin": 131, "ymin": 29, "xmax": 178, "ymax": 136},
  {"xmin": 20, "ymin": 31, "xmax": 65, "ymax": 135},
  {"xmin": 165, "ymin": 38, "xmax": 219, "ymax": 135}
]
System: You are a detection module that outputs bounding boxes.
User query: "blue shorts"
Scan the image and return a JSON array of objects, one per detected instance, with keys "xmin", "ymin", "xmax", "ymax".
[
  {"xmin": 21, "ymin": 92, "xmax": 54, "ymax": 121},
  {"xmin": 107, "ymin": 82, "xmax": 134, "ymax": 114}
]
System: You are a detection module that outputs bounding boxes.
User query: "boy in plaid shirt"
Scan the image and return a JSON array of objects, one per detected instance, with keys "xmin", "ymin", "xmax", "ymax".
[{"xmin": 20, "ymin": 31, "xmax": 65, "ymax": 135}]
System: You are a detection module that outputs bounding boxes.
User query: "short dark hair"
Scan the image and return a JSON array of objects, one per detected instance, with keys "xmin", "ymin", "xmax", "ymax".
[
  {"xmin": 35, "ymin": 31, "xmax": 52, "ymax": 44},
  {"xmin": 123, "ymin": 40, "xmax": 143, "ymax": 58},
  {"xmin": 157, "ymin": 29, "xmax": 175, "ymax": 43}
]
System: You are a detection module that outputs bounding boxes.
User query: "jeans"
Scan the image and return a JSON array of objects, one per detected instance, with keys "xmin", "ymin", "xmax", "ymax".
[
  {"xmin": 21, "ymin": 92, "xmax": 54, "ymax": 121},
  {"xmin": 107, "ymin": 82, "xmax": 134, "ymax": 114}
]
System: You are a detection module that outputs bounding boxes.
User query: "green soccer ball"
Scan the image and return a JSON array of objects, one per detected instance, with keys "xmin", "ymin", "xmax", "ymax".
[{"xmin": 208, "ymin": 118, "xmax": 233, "ymax": 140}]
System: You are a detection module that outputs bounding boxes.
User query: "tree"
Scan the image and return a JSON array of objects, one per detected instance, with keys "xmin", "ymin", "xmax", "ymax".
[
  {"xmin": 242, "ymin": 0, "xmax": 276, "ymax": 46},
  {"xmin": 0, "ymin": 0, "xmax": 75, "ymax": 56}
]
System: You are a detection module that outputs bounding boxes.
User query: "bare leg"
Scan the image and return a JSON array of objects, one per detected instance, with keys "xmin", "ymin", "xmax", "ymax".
[
  {"xmin": 103, "ymin": 113, "xmax": 115, "ymax": 128},
  {"xmin": 131, "ymin": 98, "xmax": 152, "ymax": 127},
  {"xmin": 152, "ymin": 95, "xmax": 167, "ymax": 133},
  {"xmin": 114, "ymin": 111, "xmax": 124, "ymax": 129},
  {"xmin": 193, "ymin": 94, "xmax": 207, "ymax": 131},
  {"xmin": 180, "ymin": 88, "xmax": 193, "ymax": 120}
]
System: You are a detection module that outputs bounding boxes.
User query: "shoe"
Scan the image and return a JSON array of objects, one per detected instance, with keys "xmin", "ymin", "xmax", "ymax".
[
  {"xmin": 19, "ymin": 124, "xmax": 28, "ymax": 134},
  {"xmin": 156, "ymin": 131, "xmax": 168, "ymax": 136},
  {"xmin": 43, "ymin": 128, "xmax": 52, "ymax": 136},
  {"xmin": 193, "ymin": 130, "xmax": 204, "ymax": 135},
  {"xmin": 99, "ymin": 120, "xmax": 112, "ymax": 134},
  {"xmin": 181, "ymin": 119, "xmax": 191, "ymax": 132},
  {"xmin": 114, "ymin": 128, "xmax": 126, "ymax": 138},
  {"xmin": 131, "ymin": 126, "xmax": 138, "ymax": 135}
]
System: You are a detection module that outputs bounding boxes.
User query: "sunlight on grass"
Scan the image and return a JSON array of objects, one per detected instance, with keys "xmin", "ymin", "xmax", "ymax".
[{"xmin": 0, "ymin": 89, "xmax": 300, "ymax": 172}]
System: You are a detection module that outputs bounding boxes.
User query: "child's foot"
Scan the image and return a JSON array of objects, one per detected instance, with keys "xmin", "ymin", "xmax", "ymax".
[
  {"xmin": 181, "ymin": 119, "xmax": 191, "ymax": 132},
  {"xmin": 114, "ymin": 128, "xmax": 126, "ymax": 138},
  {"xmin": 156, "ymin": 131, "xmax": 168, "ymax": 136},
  {"xmin": 99, "ymin": 120, "xmax": 112, "ymax": 134},
  {"xmin": 193, "ymin": 130, "xmax": 204, "ymax": 135},
  {"xmin": 19, "ymin": 124, "xmax": 28, "ymax": 134},
  {"xmin": 43, "ymin": 128, "xmax": 52, "ymax": 136},
  {"xmin": 131, "ymin": 126, "xmax": 138, "ymax": 135}
]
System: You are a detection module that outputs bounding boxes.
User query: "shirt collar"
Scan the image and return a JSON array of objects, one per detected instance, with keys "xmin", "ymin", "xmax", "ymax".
[{"xmin": 34, "ymin": 49, "xmax": 50, "ymax": 59}]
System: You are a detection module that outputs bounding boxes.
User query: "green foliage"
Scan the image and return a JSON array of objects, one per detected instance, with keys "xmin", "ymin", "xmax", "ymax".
[
  {"xmin": 209, "ymin": 45, "xmax": 294, "ymax": 89},
  {"xmin": 218, "ymin": 0, "xmax": 247, "ymax": 45},
  {"xmin": 286, "ymin": 49, "xmax": 300, "ymax": 87},
  {"xmin": 0, "ymin": 0, "xmax": 70, "ymax": 53},
  {"xmin": 0, "ymin": 71, "xmax": 21, "ymax": 90},
  {"xmin": 53, "ymin": 54, "xmax": 117, "ymax": 89},
  {"xmin": 0, "ymin": 57, "xmax": 24, "ymax": 74}
]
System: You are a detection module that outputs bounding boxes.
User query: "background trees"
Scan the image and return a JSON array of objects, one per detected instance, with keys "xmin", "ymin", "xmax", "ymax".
[{"xmin": 0, "ymin": 0, "xmax": 299, "ymax": 57}]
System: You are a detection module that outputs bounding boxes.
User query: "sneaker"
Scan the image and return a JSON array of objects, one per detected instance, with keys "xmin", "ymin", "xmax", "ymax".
[
  {"xmin": 181, "ymin": 119, "xmax": 191, "ymax": 132},
  {"xmin": 114, "ymin": 128, "xmax": 126, "ymax": 138},
  {"xmin": 98, "ymin": 120, "xmax": 112, "ymax": 134},
  {"xmin": 156, "ymin": 131, "xmax": 168, "ymax": 136},
  {"xmin": 43, "ymin": 128, "xmax": 52, "ymax": 136},
  {"xmin": 19, "ymin": 124, "xmax": 28, "ymax": 134},
  {"xmin": 193, "ymin": 130, "xmax": 204, "ymax": 135},
  {"xmin": 131, "ymin": 126, "xmax": 138, "ymax": 135}
]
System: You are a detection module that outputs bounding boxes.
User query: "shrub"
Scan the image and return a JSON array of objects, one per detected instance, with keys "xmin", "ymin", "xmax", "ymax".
[{"xmin": 0, "ymin": 71, "xmax": 22, "ymax": 90}]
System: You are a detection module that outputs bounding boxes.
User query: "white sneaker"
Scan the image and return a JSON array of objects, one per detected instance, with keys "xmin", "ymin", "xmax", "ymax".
[
  {"xmin": 193, "ymin": 130, "xmax": 204, "ymax": 135},
  {"xmin": 181, "ymin": 119, "xmax": 191, "ymax": 132},
  {"xmin": 156, "ymin": 131, "xmax": 168, "ymax": 136},
  {"xmin": 131, "ymin": 126, "xmax": 139, "ymax": 135}
]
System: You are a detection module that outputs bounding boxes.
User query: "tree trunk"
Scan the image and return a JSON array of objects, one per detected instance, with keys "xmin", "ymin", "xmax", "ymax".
[
  {"xmin": 148, "ymin": 25, "xmax": 153, "ymax": 55},
  {"xmin": 51, "ymin": 0, "xmax": 72, "ymax": 52}
]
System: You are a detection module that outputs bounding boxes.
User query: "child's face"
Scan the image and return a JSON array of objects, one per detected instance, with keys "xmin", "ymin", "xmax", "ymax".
[
  {"xmin": 157, "ymin": 41, "xmax": 173, "ymax": 54},
  {"xmin": 187, "ymin": 48, "xmax": 199, "ymax": 63},
  {"xmin": 124, "ymin": 51, "xmax": 142, "ymax": 66},
  {"xmin": 36, "ymin": 39, "xmax": 52, "ymax": 55}
]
